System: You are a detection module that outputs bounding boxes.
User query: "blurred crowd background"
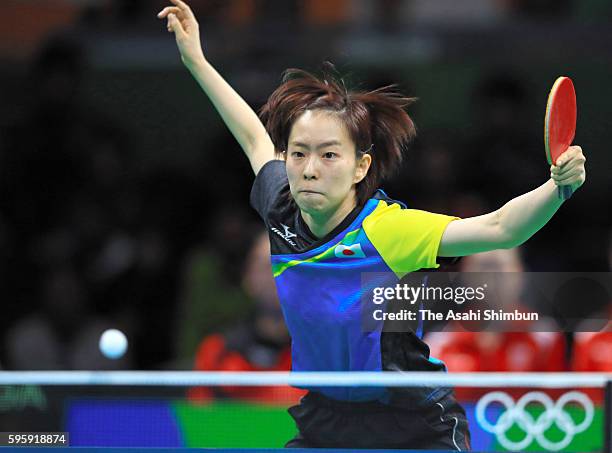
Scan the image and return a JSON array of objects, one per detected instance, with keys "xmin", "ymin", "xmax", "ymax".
[{"xmin": 0, "ymin": 0, "xmax": 610, "ymax": 376}]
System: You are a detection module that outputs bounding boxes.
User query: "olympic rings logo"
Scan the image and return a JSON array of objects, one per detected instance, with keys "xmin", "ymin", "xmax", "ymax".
[{"xmin": 475, "ymin": 391, "xmax": 594, "ymax": 451}]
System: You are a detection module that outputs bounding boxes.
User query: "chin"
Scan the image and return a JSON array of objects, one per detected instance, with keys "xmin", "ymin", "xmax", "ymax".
[{"xmin": 295, "ymin": 193, "xmax": 327, "ymax": 213}]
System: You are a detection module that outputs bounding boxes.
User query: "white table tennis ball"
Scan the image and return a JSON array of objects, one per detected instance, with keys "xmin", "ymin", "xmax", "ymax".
[{"xmin": 99, "ymin": 329, "xmax": 128, "ymax": 359}]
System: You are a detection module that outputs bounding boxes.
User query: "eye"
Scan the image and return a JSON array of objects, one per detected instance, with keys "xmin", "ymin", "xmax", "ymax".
[
  {"xmin": 290, "ymin": 151, "xmax": 305, "ymax": 158},
  {"xmin": 323, "ymin": 152, "xmax": 337, "ymax": 159}
]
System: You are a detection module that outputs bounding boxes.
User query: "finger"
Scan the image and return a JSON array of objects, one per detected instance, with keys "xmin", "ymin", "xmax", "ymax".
[
  {"xmin": 555, "ymin": 153, "xmax": 572, "ymax": 168},
  {"xmin": 167, "ymin": 13, "xmax": 186, "ymax": 38},
  {"xmin": 555, "ymin": 149, "xmax": 575, "ymax": 167},
  {"xmin": 551, "ymin": 164, "xmax": 579, "ymax": 179},
  {"xmin": 556, "ymin": 146, "xmax": 582, "ymax": 167},
  {"xmin": 554, "ymin": 164, "xmax": 578, "ymax": 178},
  {"xmin": 170, "ymin": 0, "xmax": 196, "ymax": 20},
  {"xmin": 552, "ymin": 169, "xmax": 582, "ymax": 185},
  {"xmin": 157, "ymin": 6, "xmax": 180, "ymax": 18},
  {"xmin": 554, "ymin": 157, "xmax": 585, "ymax": 176},
  {"xmin": 553, "ymin": 177, "xmax": 578, "ymax": 187},
  {"xmin": 568, "ymin": 145, "xmax": 583, "ymax": 155},
  {"xmin": 555, "ymin": 157, "xmax": 586, "ymax": 178},
  {"xmin": 550, "ymin": 164, "xmax": 571, "ymax": 176}
]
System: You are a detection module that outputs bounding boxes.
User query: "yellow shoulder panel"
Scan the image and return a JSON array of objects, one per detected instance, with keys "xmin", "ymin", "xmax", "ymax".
[{"xmin": 363, "ymin": 201, "xmax": 459, "ymax": 277}]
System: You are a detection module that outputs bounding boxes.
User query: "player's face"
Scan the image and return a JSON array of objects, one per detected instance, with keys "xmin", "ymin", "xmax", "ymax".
[{"xmin": 285, "ymin": 110, "xmax": 370, "ymax": 217}]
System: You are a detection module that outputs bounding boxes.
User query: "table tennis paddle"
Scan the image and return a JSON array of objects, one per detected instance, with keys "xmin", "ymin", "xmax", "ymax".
[{"xmin": 544, "ymin": 76, "xmax": 577, "ymax": 200}]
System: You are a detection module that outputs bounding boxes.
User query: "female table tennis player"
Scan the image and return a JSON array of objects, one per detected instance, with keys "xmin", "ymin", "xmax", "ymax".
[{"xmin": 159, "ymin": 1, "xmax": 586, "ymax": 449}]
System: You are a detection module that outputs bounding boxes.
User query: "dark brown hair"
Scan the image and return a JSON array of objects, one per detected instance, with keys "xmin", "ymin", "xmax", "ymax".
[{"xmin": 259, "ymin": 65, "xmax": 417, "ymax": 205}]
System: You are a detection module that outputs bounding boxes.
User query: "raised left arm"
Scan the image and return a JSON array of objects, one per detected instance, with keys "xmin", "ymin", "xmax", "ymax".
[{"xmin": 438, "ymin": 146, "xmax": 586, "ymax": 257}]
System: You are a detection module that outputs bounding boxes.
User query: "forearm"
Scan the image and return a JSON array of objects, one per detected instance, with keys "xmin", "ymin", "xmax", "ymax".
[
  {"xmin": 498, "ymin": 178, "xmax": 564, "ymax": 247},
  {"xmin": 185, "ymin": 57, "xmax": 270, "ymax": 153}
]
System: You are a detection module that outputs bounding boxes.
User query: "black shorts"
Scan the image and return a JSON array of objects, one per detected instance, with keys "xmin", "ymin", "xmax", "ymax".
[{"xmin": 285, "ymin": 391, "xmax": 471, "ymax": 450}]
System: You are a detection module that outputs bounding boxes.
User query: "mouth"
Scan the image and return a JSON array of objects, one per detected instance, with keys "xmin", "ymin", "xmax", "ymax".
[{"xmin": 299, "ymin": 189, "xmax": 322, "ymax": 195}]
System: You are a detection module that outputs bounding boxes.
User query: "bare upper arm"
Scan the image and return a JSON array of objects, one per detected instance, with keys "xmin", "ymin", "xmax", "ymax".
[
  {"xmin": 438, "ymin": 210, "xmax": 513, "ymax": 257},
  {"xmin": 247, "ymin": 136, "xmax": 280, "ymax": 175}
]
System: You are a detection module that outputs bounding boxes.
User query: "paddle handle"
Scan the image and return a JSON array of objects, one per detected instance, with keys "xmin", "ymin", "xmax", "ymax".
[{"xmin": 558, "ymin": 185, "xmax": 573, "ymax": 200}]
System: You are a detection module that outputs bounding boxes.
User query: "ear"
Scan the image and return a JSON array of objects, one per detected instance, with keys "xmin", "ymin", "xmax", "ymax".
[{"xmin": 354, "ymin": 153, "xmax": 372, "ymax": 184}]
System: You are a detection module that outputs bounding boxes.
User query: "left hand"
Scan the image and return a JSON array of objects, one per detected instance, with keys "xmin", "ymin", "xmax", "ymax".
[
  {"xmin": 550, "ymin": 145, "xmax": 586, "ymax": 192},
  {"xmin": 157, "ymin": 0, "xmax": 205, "ymax": 68}
]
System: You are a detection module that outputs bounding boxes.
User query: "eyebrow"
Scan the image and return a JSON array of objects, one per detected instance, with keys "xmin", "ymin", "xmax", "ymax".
[{"xmin": 290, "ymin": 140, "xmax": 342, "ymax": 150}]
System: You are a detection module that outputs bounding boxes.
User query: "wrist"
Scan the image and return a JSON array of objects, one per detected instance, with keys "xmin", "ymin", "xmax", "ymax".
[{"xmin": 183, "ymin": 53, "xmax": 207, "ymax": 71}]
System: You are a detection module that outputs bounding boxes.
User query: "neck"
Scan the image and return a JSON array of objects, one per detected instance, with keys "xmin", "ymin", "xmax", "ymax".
[{"xmin": 301, "ymin": 192, "xmax": 357, "ymax": 238}]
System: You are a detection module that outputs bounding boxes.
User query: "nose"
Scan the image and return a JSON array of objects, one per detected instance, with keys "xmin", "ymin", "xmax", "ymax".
[{"xmin": 303, "ymin": 155, "xmax": 319, "ymax": 180}]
